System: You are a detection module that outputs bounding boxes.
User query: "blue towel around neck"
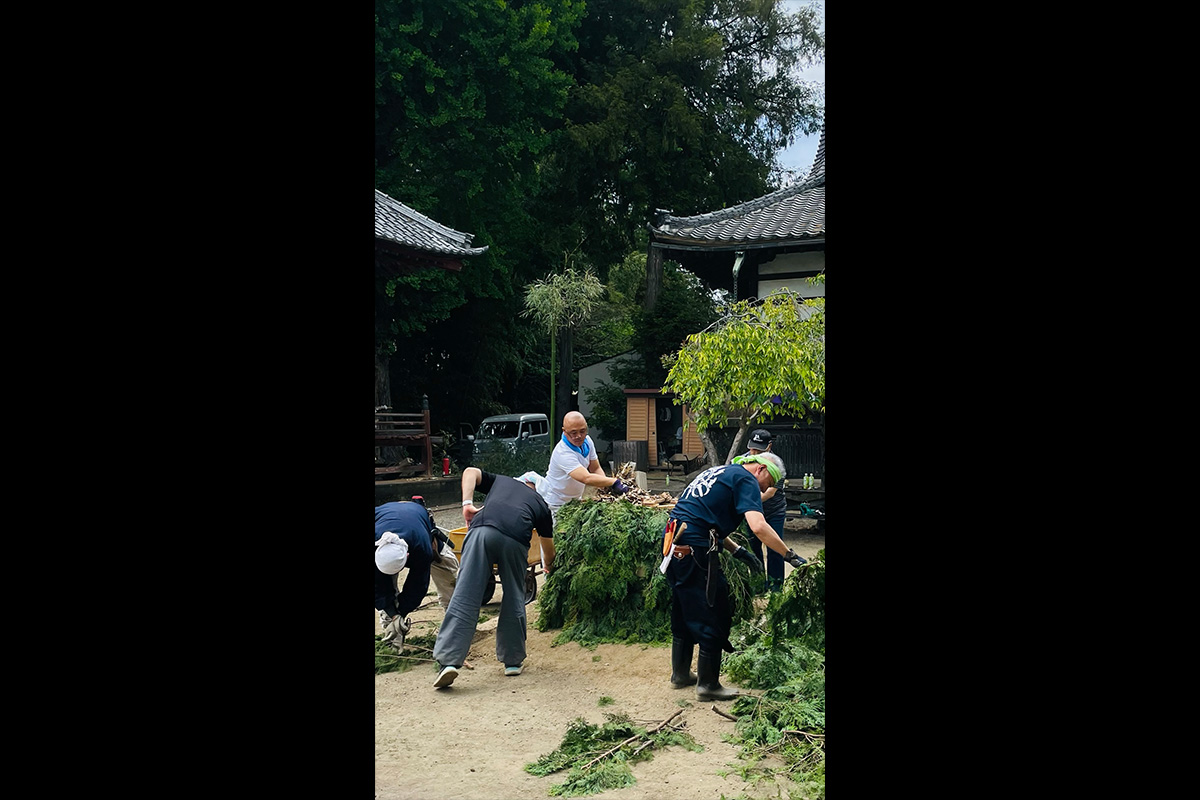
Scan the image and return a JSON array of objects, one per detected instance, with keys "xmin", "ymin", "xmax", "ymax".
[{"xmin": 562, "ymin": 433, "xmax": 590, "ymax": 458}]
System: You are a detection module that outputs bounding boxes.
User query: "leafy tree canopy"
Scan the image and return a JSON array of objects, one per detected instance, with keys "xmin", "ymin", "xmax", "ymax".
[
  {"xmin": 662, "ymin": 287, "xmax": 824, "ymax": 465},
  {"xmin": 547, "ymin": 0, "xmax": 825, "ymax": 269},
  {"xmin": 374, "ymin": 0, "xmax": 824, "ymax": 434}
]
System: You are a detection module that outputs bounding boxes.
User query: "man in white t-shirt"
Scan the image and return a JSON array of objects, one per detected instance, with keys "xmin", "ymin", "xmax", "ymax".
[{"xmin": 539, "ymin": 411, "xmax": 630, "ymax": 530}]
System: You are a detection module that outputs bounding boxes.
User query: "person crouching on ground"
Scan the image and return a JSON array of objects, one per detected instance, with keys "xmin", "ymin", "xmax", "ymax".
[
  {"xmin": 663, "ymin": 452, "xmax": 806, "ymax": 700},
  {"xmin": 432, "ymin": 468, "xmax": 554, "ymax": 688},
  {"xmin": 375, "ymin": 499, "xmax": 446, "ymax": 651}
]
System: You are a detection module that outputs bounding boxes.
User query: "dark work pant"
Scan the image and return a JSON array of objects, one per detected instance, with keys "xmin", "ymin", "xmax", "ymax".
[
  {"xmin": 667, "ymin": 547, "xmax": 734, "ymax": 654},
  {"xmin": 374, "ymin": 564, "xmax": 399, "ymax": 618}
]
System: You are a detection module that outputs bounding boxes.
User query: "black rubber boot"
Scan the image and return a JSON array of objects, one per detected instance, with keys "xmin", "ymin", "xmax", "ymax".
[
  {"xmin": 670, "ymin": 638, "xmax": 698, "ymax": 688},
  {"xmin": 696, "ymin": 649, "xmax": 739, "ymax": 701}
]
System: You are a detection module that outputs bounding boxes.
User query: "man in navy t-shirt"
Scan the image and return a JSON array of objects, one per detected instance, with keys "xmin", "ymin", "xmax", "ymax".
[{"xmin": 663, "ymin": 452, "xmax": 806, "ymax": 701}]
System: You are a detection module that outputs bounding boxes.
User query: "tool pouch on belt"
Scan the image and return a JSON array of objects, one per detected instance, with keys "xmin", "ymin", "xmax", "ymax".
[
  {"xmin": 660, "ymin": 520, "xmax": 686, "ymax": 574},
  {"xmin": 662, "ymin": 519, "xmax": 677, "ymax": 557},
  {"xmin": 705, "ymin": 528, "xmax": 721, "ymax": 607}
]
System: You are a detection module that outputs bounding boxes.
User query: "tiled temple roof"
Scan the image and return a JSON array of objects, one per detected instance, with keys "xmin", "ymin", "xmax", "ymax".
[
  {"xmin": 651, "ymin": 128, "xmax": 824, "ymax": 248},
  {"xmin": 375, "ymin": 190, "xmax": 488, "ymax": 257}
]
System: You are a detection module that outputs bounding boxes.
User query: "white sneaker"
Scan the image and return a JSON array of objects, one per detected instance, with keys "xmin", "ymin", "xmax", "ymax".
[
  {"xmin": 504, "ymin": 665, "xmax": 523, "ymax": 677},
  {"xmin": 434, "ymin": 665, "xmax": 459, "ymax": 688}
]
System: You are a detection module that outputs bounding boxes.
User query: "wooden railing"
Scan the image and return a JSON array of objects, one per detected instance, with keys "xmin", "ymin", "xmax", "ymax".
[{"xmin": 375, "ymin": 395, "xmax": 439, "ymax": 478}]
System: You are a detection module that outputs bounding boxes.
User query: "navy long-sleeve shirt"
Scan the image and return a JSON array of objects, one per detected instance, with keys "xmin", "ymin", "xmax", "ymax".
[{"xmin": 374, "ymin": 501, "xmax": 437, "ymax": 617}]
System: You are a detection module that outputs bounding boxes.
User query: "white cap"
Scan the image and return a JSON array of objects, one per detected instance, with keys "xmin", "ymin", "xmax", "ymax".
[
  {"xmin": 518, "ymin": 471, "xmax": 542, "ymax": 489},
  {"xmin": 374, "ymin": 532, "xmax": 409, "ymax": 575}
]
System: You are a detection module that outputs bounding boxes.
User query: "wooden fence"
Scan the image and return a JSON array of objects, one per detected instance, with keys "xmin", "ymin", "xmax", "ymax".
[{"xmin": 375, "ymin": 395, "xmax": 443, "ymax": 479}]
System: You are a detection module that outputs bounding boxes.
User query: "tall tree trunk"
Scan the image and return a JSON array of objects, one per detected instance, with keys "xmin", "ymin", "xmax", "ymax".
[
  {"xmin": 375, "ymin": 352, "xmax": 392, "ymax": 410},
  {"xmin": 725, "ymin": 424, "xmax": 750, "ymax": 465},
  {"xmin": 557, "ymin": 327, "xmax": 574, "ymax": 420},
  {"xmin": 643, "ymin": 245, "xmax": 663, "ymax": 312},
  {"xmin": 698, "ymin": 430, "xmax": 719, "ymax": 472},
  {"xmin": 375, "ymin": 353, "xmax": 403, "ymax": 465}
]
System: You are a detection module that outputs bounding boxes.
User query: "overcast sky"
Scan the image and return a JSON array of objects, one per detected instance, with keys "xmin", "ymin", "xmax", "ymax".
[{"xmin": 776, "ymin": 1, "xmax": 825, "ymax": 180}]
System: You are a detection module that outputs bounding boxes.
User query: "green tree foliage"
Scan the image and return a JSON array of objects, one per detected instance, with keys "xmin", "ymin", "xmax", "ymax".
[
  {"xmin": 721, "ymin": 550, "xmax": 826, "ymax": 793},
  {"xmin": 662, "ymin": 288, "xmax": 824, "ymax": 465},
  {"xmin": 384, "ymin": 302, "xmax": 552, "ymax": 428},
  {"xmin": 375, "ymin": 0, "xmax": 582, "ymax": 325},
  {"xmin": 375, "ymin": 0, "xmax": 580, "ymax": 233},
  {"xmin": 579, "ymin": 256, "xmax": 724, "ymax": 442},
  {"xmin": 633, "ymin": 260, "xmax": 726, "ymax": 381},
  {"xmin": 545, "ymin": 0, "xmax": 825, "ymax": 268},
  {"xmin": 374, "ymin": 0, "xmax": 823, "ymax": 434},
  {"xmin": 375, "ymin": 0, "xmax": 584, "ymax": 428},
  {"xmin": 572, "ymin": 251, "xmax": 645, "ymax": 367},
  {"xmin": 522, "ymin": 261, "xmax": 606, "ymax": 426}
]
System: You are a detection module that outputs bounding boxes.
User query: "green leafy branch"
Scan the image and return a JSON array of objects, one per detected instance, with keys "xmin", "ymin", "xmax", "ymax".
[{"xmin": 525, "ymin": 710, "xmax": 701, "ymax": 797}]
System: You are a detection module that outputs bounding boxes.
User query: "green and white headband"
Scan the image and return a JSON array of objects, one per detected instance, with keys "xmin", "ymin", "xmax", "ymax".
[{"xmin": 733, "ymin": 454, "xmax": 781, "ymax": 484}]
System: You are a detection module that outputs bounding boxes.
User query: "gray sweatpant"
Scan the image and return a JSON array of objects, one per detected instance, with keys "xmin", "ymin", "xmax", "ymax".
[{"xmin": 433, "ymin": 524, "xmax": 530, "ymax": 669}]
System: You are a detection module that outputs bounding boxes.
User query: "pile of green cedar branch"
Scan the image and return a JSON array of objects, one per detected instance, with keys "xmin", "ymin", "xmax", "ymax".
[
  {"xmin": 528, "ymin": 532, "xmax": 820, "ymax": 800},
  {"xmin": 535, "ymin": 499, "xmax": 760, "ymax": 647},
  {"xmin": 722, "ymin": 549, "xmax": 826, "ymax": 796},
  {"xmin": 524, "ymin": 709, "xmax": 701, "ymax": 797},
  {"xmin": 374, "ymin": 629, "xmax": 438, "ymax": 675}
]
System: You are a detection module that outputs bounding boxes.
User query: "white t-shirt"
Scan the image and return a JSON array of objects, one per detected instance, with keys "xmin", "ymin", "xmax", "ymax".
[{"xmin": 539, "ymin": 435, "xmax": 600, "ymax": 511}]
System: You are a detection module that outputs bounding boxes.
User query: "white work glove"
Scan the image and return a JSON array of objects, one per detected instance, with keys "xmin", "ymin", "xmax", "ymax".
[{"xmin": 380, "ymin": 613, "xmax": 411, "ymax": 651}]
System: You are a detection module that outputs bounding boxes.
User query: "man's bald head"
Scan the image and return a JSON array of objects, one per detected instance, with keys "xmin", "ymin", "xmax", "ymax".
[{"xmin": 562, "ymin": 411, "xmax": 588, "ymax": 445}]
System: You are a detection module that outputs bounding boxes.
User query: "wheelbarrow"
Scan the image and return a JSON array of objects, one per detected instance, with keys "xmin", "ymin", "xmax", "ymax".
[{"xmin": 444, "ymin": 526, "xmax": 544, "ymax": 605}]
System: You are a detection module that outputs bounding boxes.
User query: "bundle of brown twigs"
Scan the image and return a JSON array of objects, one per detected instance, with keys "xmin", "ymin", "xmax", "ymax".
[{"xmin": 596, "ymin": 461, "xmax": 677, "ymax": 508}]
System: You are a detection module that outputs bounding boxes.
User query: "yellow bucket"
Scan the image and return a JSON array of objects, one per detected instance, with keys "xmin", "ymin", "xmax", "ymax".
[{"xmin": 448, "ymin": 526, "xmax": 541, "ymax": 566}]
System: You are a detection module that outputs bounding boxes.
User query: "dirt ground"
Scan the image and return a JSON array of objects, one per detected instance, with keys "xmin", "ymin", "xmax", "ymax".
[{"xmin": 375, "ymin": 478, "xmax": 825, "ymax": 800}]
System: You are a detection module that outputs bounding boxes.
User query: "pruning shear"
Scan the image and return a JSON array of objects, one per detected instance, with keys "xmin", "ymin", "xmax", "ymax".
[{"xmin": 659, "ymin": 519, "xmax": 686, "ymax": 574}]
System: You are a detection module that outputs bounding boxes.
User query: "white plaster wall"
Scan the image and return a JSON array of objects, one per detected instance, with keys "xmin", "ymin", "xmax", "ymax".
[
  {"xmin": 758, "ymin": 250, "xmax": 825, "ymax": 299},
  {"xmin": 759, "ymin": 250, "xmax": 825, "ymax": 275},
  {"xmin": 759, "ymin": 278, "xmax": 824, "ymax": 298}
]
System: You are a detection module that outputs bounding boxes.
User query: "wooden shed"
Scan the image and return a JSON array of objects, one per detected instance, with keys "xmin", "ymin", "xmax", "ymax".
[{"xmin": 622, "ymin": 389, "xmax": 703, "ymax": 470}]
